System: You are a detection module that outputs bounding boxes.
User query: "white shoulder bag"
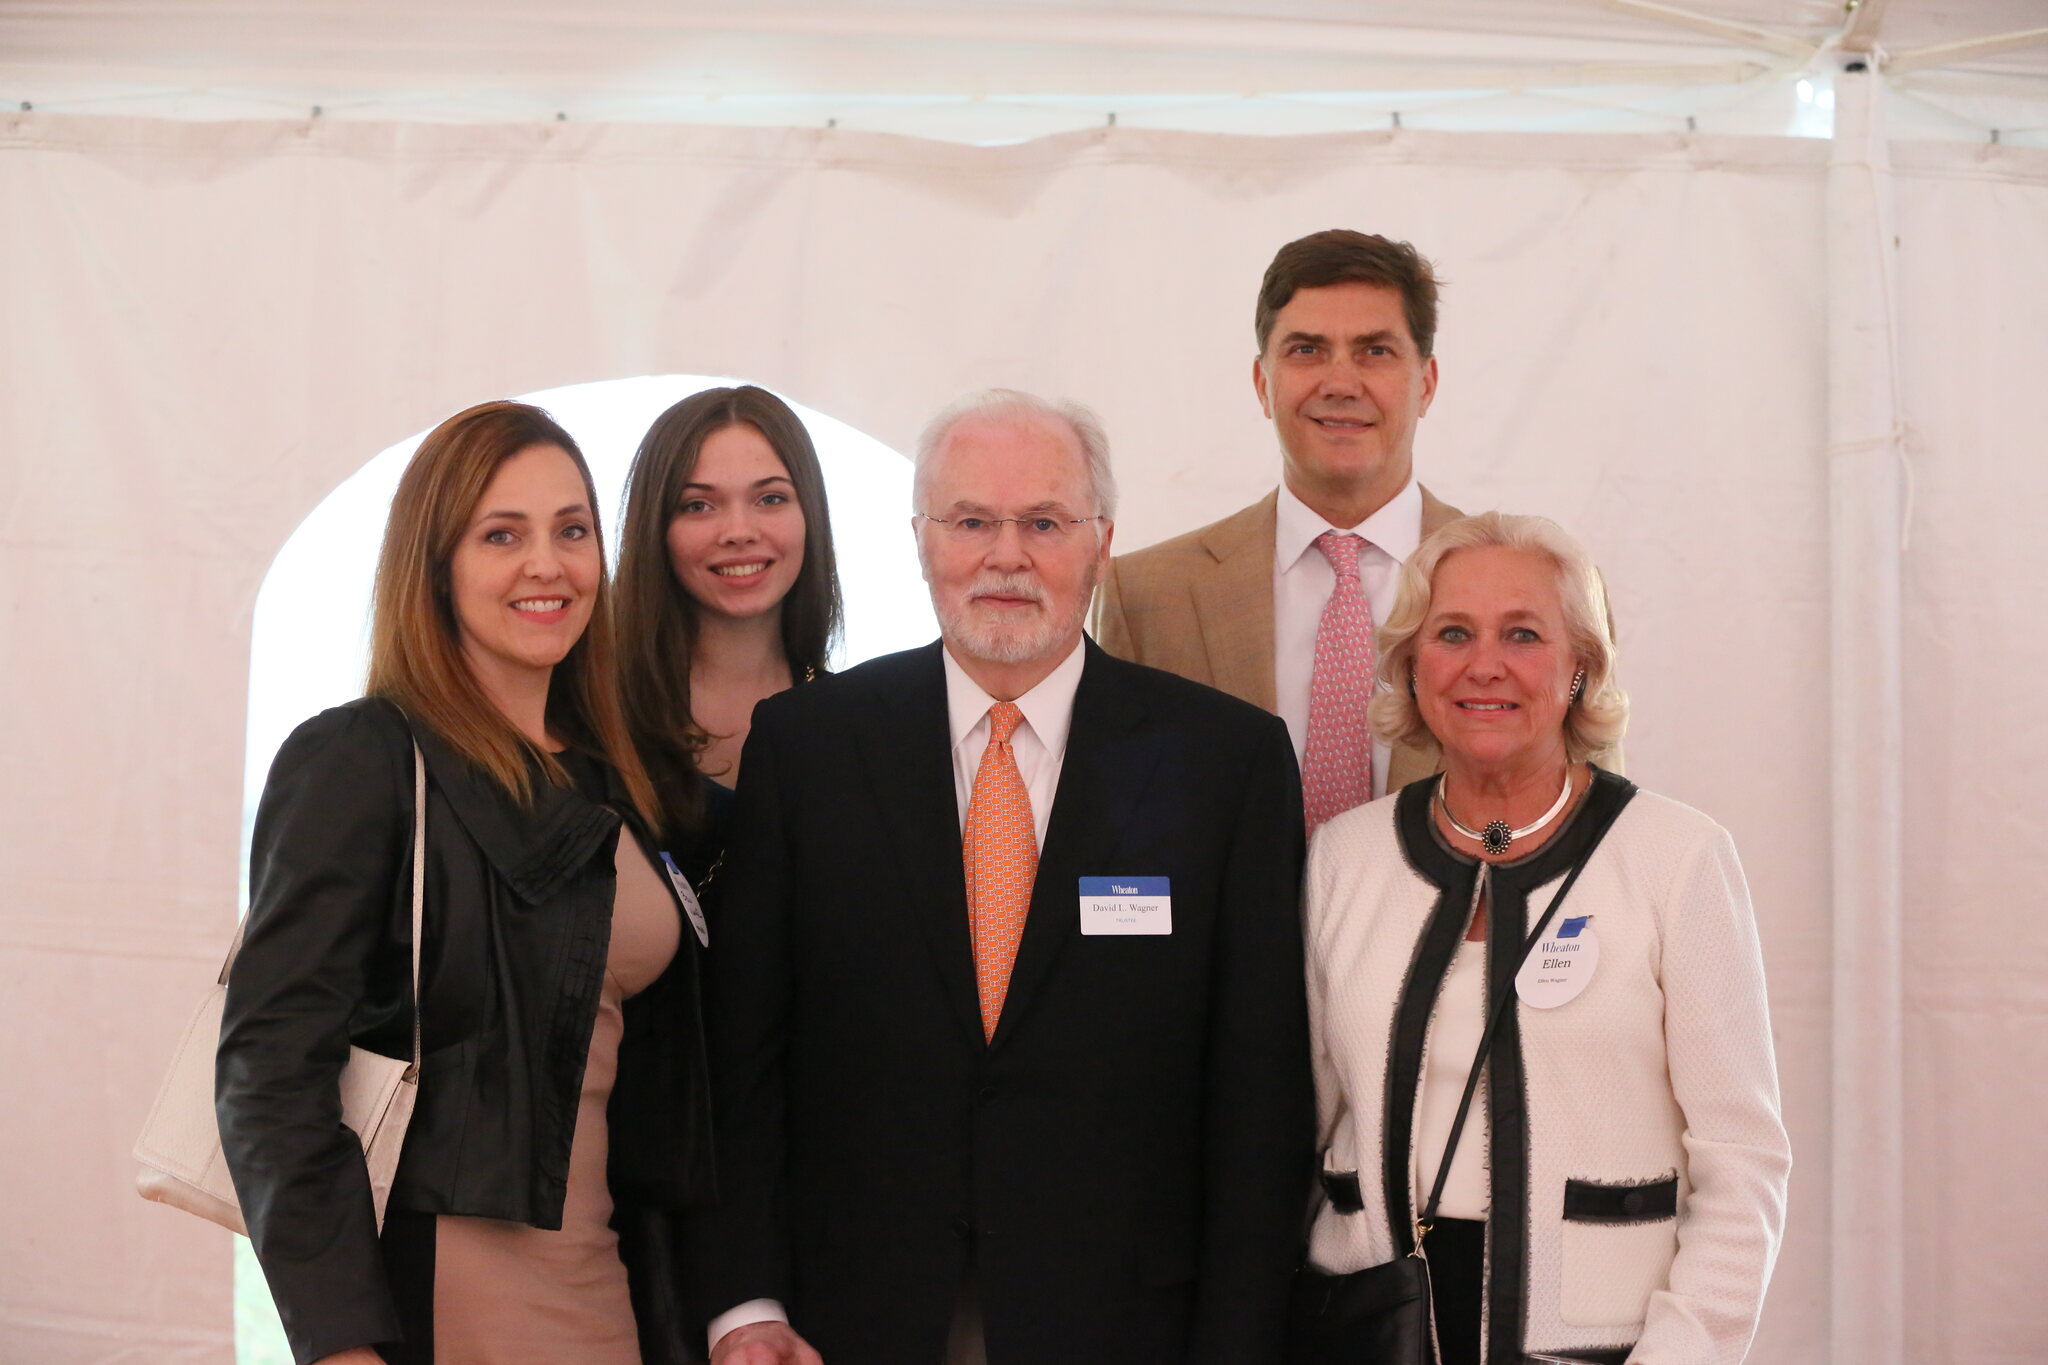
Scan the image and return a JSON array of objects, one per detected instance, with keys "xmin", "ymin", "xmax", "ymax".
[{"xmin": 133, "ymin": 741, "xmax": 428, "ymax": 1234}]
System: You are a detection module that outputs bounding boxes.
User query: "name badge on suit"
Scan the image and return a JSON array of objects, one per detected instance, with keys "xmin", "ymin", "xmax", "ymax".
[{"xmin": 1077, "ymin": 876, "xmax": 1172, "ymax": 935}]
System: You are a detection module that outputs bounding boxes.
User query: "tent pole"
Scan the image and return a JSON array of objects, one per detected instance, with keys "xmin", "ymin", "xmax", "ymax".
[
  {"xmin": 1593, "ymin": 0, "xmax": 1816, "ymax": 60},
  {"xmin": 1887, "ymin": 26, "xmax": 2048, "ymax": 76},
  {"xmin": 1825, "ymin": 60, "xmax": 1906, "ymax": 1365}
]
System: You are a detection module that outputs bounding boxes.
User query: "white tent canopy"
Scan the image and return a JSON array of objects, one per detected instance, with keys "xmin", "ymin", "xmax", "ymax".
[
  {"xmin": 3, "ymin": 4, "xmax": 2044, "ymax": 1364},
  {"xmin": 4, "ymin": 0, "xmax": 2047, "ymax": 141}
]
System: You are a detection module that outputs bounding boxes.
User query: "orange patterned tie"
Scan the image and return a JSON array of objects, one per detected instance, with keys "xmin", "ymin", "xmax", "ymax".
[{"xmin": 963, "ymin": 701, "xmax": 1038, "ymax": 1042}]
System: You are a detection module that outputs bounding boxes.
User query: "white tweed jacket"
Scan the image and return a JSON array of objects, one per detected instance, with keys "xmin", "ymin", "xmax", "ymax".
[{"xmin": 1304, "ymin": 772, "xmax": 1791, "ymax": 1365}]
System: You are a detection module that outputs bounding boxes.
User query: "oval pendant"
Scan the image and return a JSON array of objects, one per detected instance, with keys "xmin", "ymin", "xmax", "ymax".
[{"xmin": 1482, "ymin": 820, "xmax": 1514, "ymax": 856}]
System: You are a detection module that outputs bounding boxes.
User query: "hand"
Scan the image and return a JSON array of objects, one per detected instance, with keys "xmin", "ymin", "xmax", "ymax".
[
  {"xmin": 311, "ymin": 1351, "xmax": 385, "ymax": 1365},
  {"xmin": 710, "ymin": 1320, "xmax": 824, "ymax": 1365}
]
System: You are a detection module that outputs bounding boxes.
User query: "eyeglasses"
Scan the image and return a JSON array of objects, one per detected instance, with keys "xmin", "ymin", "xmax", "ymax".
[{"xmin": 915, "ymin": 511, "xmax": 1107, "ymax": 547}]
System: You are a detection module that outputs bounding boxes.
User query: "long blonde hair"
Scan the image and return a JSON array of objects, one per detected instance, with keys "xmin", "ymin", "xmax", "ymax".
[{"xmin": 367, "ymin": 400, "xmax": 661, "ymax": 830}]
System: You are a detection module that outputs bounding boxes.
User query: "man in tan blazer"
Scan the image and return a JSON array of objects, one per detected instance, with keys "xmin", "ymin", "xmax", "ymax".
[{"xmin": 1094, "ymin": 229, "xmax": 1463, "ymax": 807}]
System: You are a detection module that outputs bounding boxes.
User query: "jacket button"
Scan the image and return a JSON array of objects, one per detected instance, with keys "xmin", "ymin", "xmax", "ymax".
[
  {"xmin": 952, "ymin": 1218, "xmax": 970, "ymax": 1238},
  {"xmin": 977, "ymin": 1085, "xmax": 997, "ymax": 1105},
  {"xmin": 1620, "ymin": 1190, "xmax": 1644, "ymax": 1215}
]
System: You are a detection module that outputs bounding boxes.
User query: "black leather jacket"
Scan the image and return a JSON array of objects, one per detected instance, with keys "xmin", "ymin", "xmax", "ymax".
[{"xmin": 217, "ymin": 697, "xmax": 718, "ymax": 1365}]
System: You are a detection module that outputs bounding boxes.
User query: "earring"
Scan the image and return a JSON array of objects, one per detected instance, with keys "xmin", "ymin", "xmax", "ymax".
[
  {"xmin": 1408, "ymin": 669, "xmax": 1418, "ymax": 698},
  {"xmin": 1568, "ymin": 669, "xmax": 1586, "ymax": 705}
]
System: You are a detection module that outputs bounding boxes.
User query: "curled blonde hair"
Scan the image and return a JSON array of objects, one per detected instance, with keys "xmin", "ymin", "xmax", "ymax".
[{"xmin": 1366, "ymin": 511, "xmax": 1627, "ymax": 765}]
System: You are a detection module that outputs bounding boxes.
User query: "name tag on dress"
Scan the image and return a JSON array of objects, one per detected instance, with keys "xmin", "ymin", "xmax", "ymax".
[
  {"xmin": 1078, "ymin": 877, "xmax": 1172, "ymax": 935},
  {"xmin": 659, "ymin": 852, "xmax": 710, "ymax": 948},
  {"xmin": 1515, "ymin": 914, "xmax": 1598, "ymax": 1008}
]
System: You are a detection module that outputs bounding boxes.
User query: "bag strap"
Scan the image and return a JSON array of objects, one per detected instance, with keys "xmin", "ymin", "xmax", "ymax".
[
  {"xmin": 218, "ymin": 740, "xmax": 430, "ymax": 1081},
  {"xmin": 1411, "ymin": 781, "xmax": 1629, "ymax": 1250},
  {"xmin": 405, "ymin": 739, "xmax": 426, "ymax": 1077}
]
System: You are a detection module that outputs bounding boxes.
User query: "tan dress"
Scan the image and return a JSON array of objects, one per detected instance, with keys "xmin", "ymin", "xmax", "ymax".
[{"xmin": 432, "ymin": 833, "xmax": 681, "ymax": 1364}]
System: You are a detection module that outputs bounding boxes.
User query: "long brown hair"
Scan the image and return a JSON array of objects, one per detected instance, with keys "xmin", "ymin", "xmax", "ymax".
[
  {"xmin": 367, "ymin": 400, "xmax": 661, "ymax": 829},
  {"xmin": 614, "ymin": 386, "xmax": 843, "ymax": 819}
]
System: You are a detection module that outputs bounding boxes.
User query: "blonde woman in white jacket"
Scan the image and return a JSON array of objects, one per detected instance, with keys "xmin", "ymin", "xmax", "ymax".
[{"xmin": 1293, "ymin": 512, "xmax": 1790, "ymax": 1365}]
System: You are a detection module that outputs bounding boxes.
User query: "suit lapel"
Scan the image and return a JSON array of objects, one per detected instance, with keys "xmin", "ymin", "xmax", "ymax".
[
  {"xmin": 1385, "ymin": 737, "xmax": 1439, "ymax": 794},
  {"xmin": 1184, "ymin": 485, "xmax": 1455, "ymax": 721},
  {"xmin": 1191, "ymin": 492, "xmax": 1277, "ymax": 713},
  {"xmin": 851, "ymin": 644, "xmax": 985, "ymax": 1048},
  {"xmin": 989, "ymin": 643, "xmax": 1159, "ymax": 1053},
  {"xmin": 1418, "ymin": 484, "xmax": 1463, "ymax": 538},
  {"xmin": 1387, "ymin": 485, "xmax": 1463, "ymax": 795}
]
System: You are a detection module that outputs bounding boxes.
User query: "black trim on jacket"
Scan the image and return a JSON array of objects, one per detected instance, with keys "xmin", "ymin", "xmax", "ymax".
[{"xmin": 1385, "ymin": 767, "xmax": 1637, "ymax": 1364}]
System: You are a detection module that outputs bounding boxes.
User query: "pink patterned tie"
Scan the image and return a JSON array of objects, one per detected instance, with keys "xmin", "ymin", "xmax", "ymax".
[
  {"xmin": 963, "ymin": 702, "xmax": 1037, "ymax": 1043},
  {"xmin": 1302, "ymin": 531, "xmax": 1376, "ymax": 832}
]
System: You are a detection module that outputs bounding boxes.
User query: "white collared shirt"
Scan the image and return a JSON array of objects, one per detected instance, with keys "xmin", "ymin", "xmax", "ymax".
[
  {"xmin": 708, "ymin": 635, "xmax": 1086, "ymax": 1357},
  {"xmin": 1273, "ymin": 477, "xmax": 1423, "ymax": 800},
  {"xmin": 943, "ymin": 635, "xmax": 1085, "ymax": 845}
]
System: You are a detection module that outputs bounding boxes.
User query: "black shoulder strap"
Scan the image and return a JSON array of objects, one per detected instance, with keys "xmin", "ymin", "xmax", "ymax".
[{"xmin": 1412, "ymin": 784, "xmax": 1633, "ymax": 1244}]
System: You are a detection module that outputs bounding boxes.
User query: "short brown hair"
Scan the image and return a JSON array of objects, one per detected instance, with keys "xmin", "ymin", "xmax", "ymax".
[
  {"xmin": 367, "ymin": 400, "xmax": 661, "ymax": 829},
  {"xmin": 614, "ymin": 386, "xmax": 843, "ymax": 821},
  {"xmin": 1254, "ymin": 229, "xmax": 1441, "ymax": 359}
]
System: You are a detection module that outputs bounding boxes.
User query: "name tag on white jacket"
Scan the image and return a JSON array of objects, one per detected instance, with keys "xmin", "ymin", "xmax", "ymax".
[
  {"xmin": 1078, "ymin": 877, "xmax": 1172, "ymax": 935},
  {"xmin": 1517, "ymin": 914, "xmax": 1598, "ymax": 1008}
]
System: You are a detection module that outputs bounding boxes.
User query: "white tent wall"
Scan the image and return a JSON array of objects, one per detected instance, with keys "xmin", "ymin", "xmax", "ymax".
[
  {"xmin": 0, "ymin": 107, "xmax": 2036, "ymax": 1361},
  {"xmin": 1890, "ymin": 139, "xmax": 2048, "ymax": 1364}
]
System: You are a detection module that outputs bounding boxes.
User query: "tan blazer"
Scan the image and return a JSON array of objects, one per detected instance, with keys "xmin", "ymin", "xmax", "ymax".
[{"xmin": 1092, "ymin": 485, "xmax": 1465, "ymax": 795}]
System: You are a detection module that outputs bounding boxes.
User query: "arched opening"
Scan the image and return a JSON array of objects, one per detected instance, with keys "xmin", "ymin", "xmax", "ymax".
[{"xmin": 234, "ymin": 375, "xmax": 935, "ymax": 1361}]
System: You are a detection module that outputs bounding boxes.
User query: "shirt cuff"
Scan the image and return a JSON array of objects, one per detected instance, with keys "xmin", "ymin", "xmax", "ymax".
[{"xmin": 708, "ymin": 1299, "xmax": 789, "ymax": 1355}]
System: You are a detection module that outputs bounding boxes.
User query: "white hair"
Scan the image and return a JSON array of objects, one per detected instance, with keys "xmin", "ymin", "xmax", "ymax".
[
  {"xmin": 1366, "ymin": 510, "xmax": 1628, "ymax": 764},
  {"xmin": 913, "ymin": 388, "xmax": 1118, "ymax": 522}
]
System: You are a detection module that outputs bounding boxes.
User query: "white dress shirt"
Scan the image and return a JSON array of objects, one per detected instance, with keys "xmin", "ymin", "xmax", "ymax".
[
  {"xmin": 1411, "ymin": 938, "xmax": 1490, "ymax": 1218},
  {"xmin": 707, "ymin": 636, "xmax": 1086, "ymax": 1356},
  {"xmin": 1272, "ymin": 478, "xmax": 1423, "ymax": 800},
  {"xmin": 943, "ymin": 636, "xmax": 1084, "ymax": 844}
]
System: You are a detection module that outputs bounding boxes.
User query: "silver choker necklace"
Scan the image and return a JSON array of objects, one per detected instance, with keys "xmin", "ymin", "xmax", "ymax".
[{"xmin": 1436, "ymin": 768, "xmax": 1575, "ymax": 857}]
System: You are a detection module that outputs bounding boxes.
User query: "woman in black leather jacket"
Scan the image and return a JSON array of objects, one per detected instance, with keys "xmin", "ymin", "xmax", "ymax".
[{"xmin": 217, "ymin": 401, "xmax": 721, "ymax": 1365}]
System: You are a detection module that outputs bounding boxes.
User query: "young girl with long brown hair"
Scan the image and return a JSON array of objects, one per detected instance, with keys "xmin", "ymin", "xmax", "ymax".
[{"xmin": 613, "ymin": 386, "xmax": 843, "ymax": 826}]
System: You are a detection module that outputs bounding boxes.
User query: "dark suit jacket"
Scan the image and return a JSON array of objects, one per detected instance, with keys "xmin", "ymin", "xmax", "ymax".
[{"xmin": 693, "ymin": 639, "xmax": 1313, "ymax": 1365}]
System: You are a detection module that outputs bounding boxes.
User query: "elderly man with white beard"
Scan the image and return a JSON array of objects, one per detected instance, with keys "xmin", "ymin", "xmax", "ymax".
[{"xmin": 693, "ymin": 389, "xmax": 1314, "ymax": 1365}]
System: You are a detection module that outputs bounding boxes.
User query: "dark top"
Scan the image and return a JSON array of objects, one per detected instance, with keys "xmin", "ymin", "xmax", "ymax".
[
  {"xmin": 216, "ymin": 697, "xmax": 722, "ymax": 1365},
  {"xmin": 688, "ymin": 639, "xmax": 1314, "ymax": 1365}
]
